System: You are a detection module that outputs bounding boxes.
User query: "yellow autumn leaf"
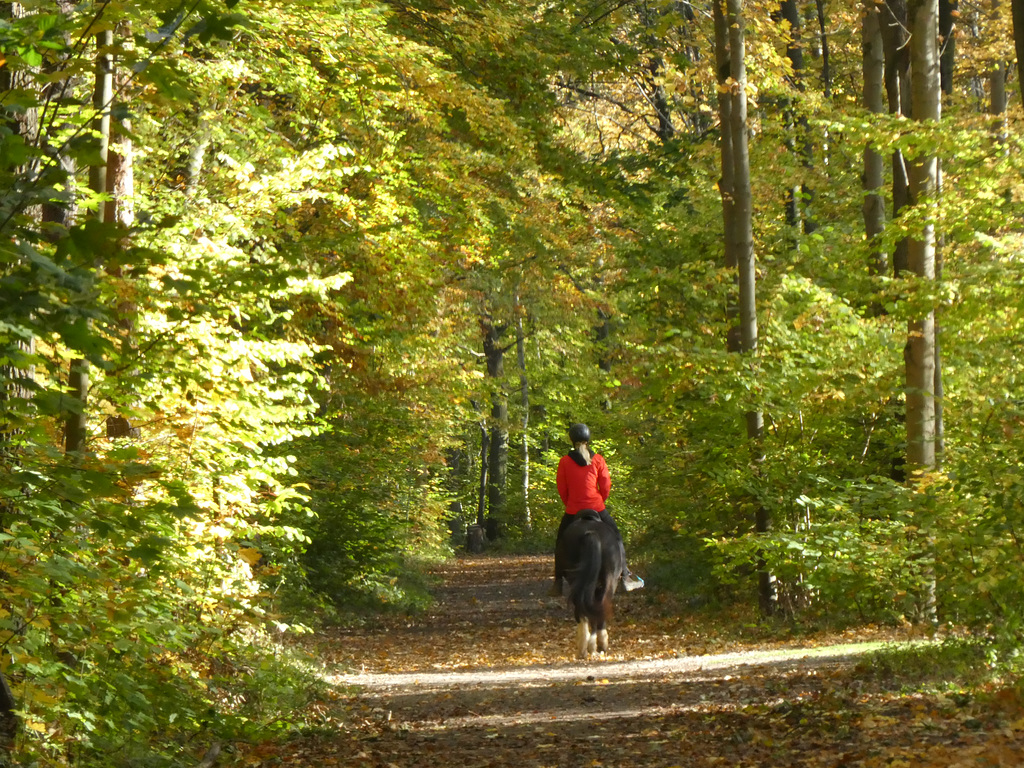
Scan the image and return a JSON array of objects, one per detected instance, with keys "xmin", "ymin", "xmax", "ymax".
[{"xmin": 238, "ymin": 547, "xmax": 263, "ymax": 565}]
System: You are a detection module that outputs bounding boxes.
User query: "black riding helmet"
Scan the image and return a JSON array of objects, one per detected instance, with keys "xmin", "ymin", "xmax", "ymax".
[{"xmin": 569, "ymin": 423, "xmax": 591, "ymax": 444}]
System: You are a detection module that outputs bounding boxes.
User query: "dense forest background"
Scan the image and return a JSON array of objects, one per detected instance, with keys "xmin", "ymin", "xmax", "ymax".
[{"xmin": 2, "ymin": 0, "xmax": 1023, "ymax": 764}]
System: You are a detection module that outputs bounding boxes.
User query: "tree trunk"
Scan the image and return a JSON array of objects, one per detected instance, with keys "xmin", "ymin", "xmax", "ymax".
[
  {"xmin": 649, "ymin": 55, "xmax": 675, "ymax": 143},
  {"xmin": 38, "ymin": 1, "xmax": 79, "ymax": 232},
  {"xmin": 989, "ymin": 61, "xmax": 1007, "ymax": 123},
  {"xmin": 476, "ymin": 419, "xmax": 488, "ymax": 528},
  {"xmin": 0, "ymin": 3, "xmax": 36, "ymax": 143},
  {"xmin": 481, "ymin": 315, "xmax": 508, "ymax": 527},
  {"xmin": 721, "ymin": 0, "xmax": 774, "ymax": 616},
  {"xmin": 939, "ymin": 0, "xmax": 958, "ymax": 94},
  {"xmin": 727, "ymin": 3, "xmax": 757, "ymax": 366},
  {"xmin": 863, "ymin": 0, "xmax": 887, "ymax": 278},
  {"xmin": 780, "ymin": 0, "xmax": 804, "ymax": 232},
  {"xmin": 595, "ymin": 308, "xmax": 613, "ymax": 410},
  {"xmin": 0, "ymin": 6, "xmax": 27, "ymax": 723},
  {"xmin": 815, "ymin": 0, "xmax": 832, "ymax": 98},
  {"xmin": 1, "ymin": 2, "xmax": 38, "ymax": 468},
  {"xmin": 714, "ymin": 0, "xmax": 739, "ymax": 352},
  {"xmin": 905, "ymin": 0, "xmax": 939, "ymax": 473},
  {"xmin": 989, "ymin": 1, "xmax": 1007, "ymax": 143},
  {"xmin": 65, "ymin": 29, "xmax": 113, "ymax": 455},
  {"xmin": 1014, "ymin": 0, "xmax": 1024, "ymax": 107},
  {"xmin": 779, "ymin": 0, "xmax": 816, "ymax": 235},
  {"xmin": 515, "ymin": 298, "xmax": 531, "ymax": 530},
  {"xmin": 906, "ymin": 0, "xmax": 941, "ymax": 623},
  {"xmin": 185, "ymin": 116, "xmax": 212, "ymax": 199},
  {"xmin": 882, "ymin": 0, "xmax": 912, "ymax": 276},
  {"xmin": 0, "ymin": 667, "xmax": 15, "ymax": 745},
  {"xmin": 105, "ymin": 24, "xmax": 140, "ymax": 440}
]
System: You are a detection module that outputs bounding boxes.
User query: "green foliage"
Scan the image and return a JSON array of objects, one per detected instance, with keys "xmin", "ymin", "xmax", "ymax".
[
  {"xmin": 0, "ymin": 1, "xmax": 364, "ymax": 764},
  {"xmin": 3, "ymin": 0, "xmax": 1024, "ymax": 762},
  {"xmin": 857, "ymin": 637, "xmax": 998, "ymax": 692}
]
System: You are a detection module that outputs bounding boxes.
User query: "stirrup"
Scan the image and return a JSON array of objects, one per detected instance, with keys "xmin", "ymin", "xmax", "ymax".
[{"xmin": 622, "ymin": 572, "xmax": 644, "ymax": 591}]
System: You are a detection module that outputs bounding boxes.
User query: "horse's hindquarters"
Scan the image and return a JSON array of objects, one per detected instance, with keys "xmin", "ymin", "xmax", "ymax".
[{"xmin": 563, "ymin": 516, "xmax": 623, "ymax": 660}]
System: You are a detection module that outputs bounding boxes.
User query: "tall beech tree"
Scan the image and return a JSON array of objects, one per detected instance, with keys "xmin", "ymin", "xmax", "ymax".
[
  {"xmin": 716, "ymin": 0, "xmax": 774, "ymax": 615},
  {"xmin": 904, "ymin": 0, "xmax": 942, "ymax": 620},
  {"xmin": 905, "ymin": 0, "xmax": 941, "ymax": 474}
]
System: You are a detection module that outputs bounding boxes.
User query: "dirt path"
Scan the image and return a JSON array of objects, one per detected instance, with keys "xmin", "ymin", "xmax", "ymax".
[{"xmin": 263, "ymin": 555, "xmax": 1024, "ymax": 767}]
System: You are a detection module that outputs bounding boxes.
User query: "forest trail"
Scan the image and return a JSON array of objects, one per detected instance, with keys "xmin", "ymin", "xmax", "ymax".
[{"xmin": 253, "ymin": 555, "xmax": 1024, "ymax": 767}]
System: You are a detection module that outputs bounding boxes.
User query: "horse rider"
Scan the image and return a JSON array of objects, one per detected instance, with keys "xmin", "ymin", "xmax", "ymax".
[{"xmin": 550, "ymin": 422, "xmax": 644, "ymax": 596}]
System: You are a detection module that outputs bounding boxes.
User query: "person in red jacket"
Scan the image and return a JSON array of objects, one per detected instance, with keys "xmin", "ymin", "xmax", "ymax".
[{"xmin": 550, "ymin": 423, "xmax": 644, "ymax": 596}]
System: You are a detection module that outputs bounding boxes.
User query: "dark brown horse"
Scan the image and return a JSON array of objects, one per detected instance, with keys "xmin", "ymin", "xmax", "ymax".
[{"xmin": 559, "ymin": 510, "xmax": 624, "ymax": 659}]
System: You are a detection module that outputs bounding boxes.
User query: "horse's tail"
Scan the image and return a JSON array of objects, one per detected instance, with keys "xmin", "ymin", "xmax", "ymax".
[{"xmin": 569, "ymin": 530, "xmax": 610, "ymax": 627}]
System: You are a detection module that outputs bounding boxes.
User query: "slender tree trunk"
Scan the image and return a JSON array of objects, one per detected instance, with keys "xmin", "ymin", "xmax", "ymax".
[
  {"xmin": 0, "ymin": 3, "xmax": 36, "ymax": 144},
  {"xmin": 815, "ymin": 0, "xmax": 832, "ymax": 98},
  {"xmin": 595, "ymin": 308, "xmax": 613, "ymax": 410},
  {"xmin": 65, "ymin": 30, "xmax": 113, "ymax": 455},
  {"xmin": 863, "ymin": 0, "xmax": 887, "ymax": 278},
  {"xmin": 649, "ymin": 55, "xmax": 675, "ymax": 143},
  {"xmin": 720, "ymin": 0, "xmax": 774, "ymax": 616},
  {"xmin": 481, "ymin": 316, "xmax": 508, "ymax": 527},
  {"xmin": 38, "ymin": 2, "xmax": 79, "ymax": 232},
  {"xmin": 0, "ymin": 5, "xmax": 28, "ymax": 737},
  {"xmin": 0, "ymin": 665, "xmax": 15, "ymax": 746},
  {"xmin": 882, "ymin": 0, "xmax": 912, "ymax": 275},
  {"xmin": 727, "ymin": 3, "xmax": 757, "ymax": 368},
  {"xmin": 939, "ymin": 0, "xmax": 958, "ymax": 94},
  {"xmin": 185, "ymin": 116, "xmax": 211, "ymax": 199},
  {"xmin": 1, "ymin": 1, "xmax": 38, "ymax": 455},
  {"xmin": 714, "ymin": 1, "xmax": 739, "ymax": 353},
  {"xmin": 905, "ymin": 0, "xmax": 939, "ymax": 473},
  {"xmin": 476, "ymin": 420, "xmax": 488, "ymax": 528},
  {"xmin": 989, "ymin": 1, "xmax": 1008, "ymax": 143},
  {"xmin": 989, "ymin": 61, "xmax": 1007, "ymax": 122},
  {"xmin": 779, "ymin": 0, "xmax": 817, "ymax": 235},
  {"xmin": 935, "ymin": 239, "xmax": 945, "ymax": 465},
  {"xmin": 906, "ymin": 0, "xmax": 941, "ymax": 623},
  {"xmin": 104, "ymin": 25, "xmax": 140, "ymax": 440},
  {"xmin": 1014, "ymin": 0, "xmax": 1024, "ymax": 106},
  {"xmin": 515, "ymin": 296, "xmax": 530, "ymax": 530},
  {"xmin": 780, "ymin": 0, "xmax": 804, "ymax": 232}
]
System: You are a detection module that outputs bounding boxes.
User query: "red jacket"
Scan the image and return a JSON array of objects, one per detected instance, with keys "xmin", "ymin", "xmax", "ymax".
[{"xmin": 557, "ymin": 451, "xmax": 611, "ymax": 514}]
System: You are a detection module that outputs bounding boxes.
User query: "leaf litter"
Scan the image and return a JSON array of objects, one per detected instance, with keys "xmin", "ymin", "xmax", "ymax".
[{"xmin": 237, "ymin": 554, "xmax": 1024, "ymax": 767}]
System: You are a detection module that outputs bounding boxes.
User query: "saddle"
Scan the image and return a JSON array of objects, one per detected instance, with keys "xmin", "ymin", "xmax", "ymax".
[{"xmin": 576, "ymin": 509, "xmax": 602, "ymax": 523}]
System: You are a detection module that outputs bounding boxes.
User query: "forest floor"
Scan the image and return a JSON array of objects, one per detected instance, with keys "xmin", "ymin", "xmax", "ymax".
[{"xmin": 238, "ymin": 554, "xmax": 1024, "ymax": 767}]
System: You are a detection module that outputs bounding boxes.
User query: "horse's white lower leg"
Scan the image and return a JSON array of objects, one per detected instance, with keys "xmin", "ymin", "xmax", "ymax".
[
  {"xmin": 596, "ymin": 628, "xmax": 608, "ymax": 653},
  {"xmin": 576, "ymin": 618, "xmax": 591, "ymax": 659}
]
